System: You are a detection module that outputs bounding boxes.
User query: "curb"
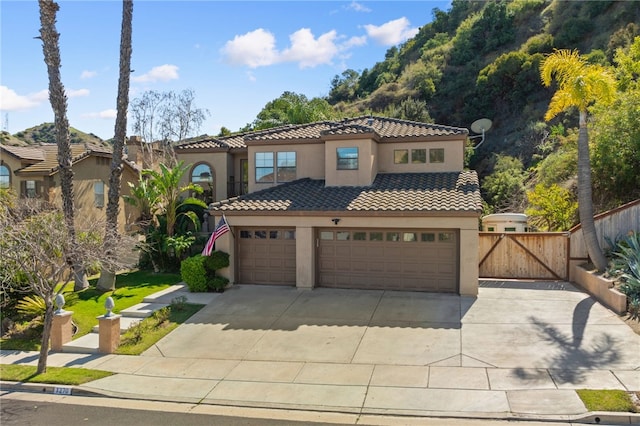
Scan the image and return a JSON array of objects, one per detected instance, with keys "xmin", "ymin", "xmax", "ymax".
[{"xmin": 2, "ymin": 381, "xmax": 639, "ymax": 425}]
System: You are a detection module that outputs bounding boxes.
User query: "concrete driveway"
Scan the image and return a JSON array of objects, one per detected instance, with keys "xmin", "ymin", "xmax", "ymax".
[{"xmin": 146, "ymin": 280, "xmax": 639, "ymax": 381}]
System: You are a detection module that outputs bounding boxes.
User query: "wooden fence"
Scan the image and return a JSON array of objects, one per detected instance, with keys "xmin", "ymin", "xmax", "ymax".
[
  {"xmin": 479, "ymin": 198, "xmax": 640, "ymax": 281},
  {"xmin": 479, "ymin": 232, "xmax": 570, "ymax": 280}
]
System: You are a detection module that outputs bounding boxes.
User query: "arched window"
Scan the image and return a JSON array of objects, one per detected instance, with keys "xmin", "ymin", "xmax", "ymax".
[
  {"xmin": 191, "ymin": 163, "xmax": 214, "ymax": 203},
  {"xmin": 0, "ymin": 164, "xmax": 10, "ymax": 189}
]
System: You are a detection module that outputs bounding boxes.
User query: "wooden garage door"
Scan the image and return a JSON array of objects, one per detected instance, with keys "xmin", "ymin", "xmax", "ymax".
[
  {"xmin": 318, "ymin": 229, "xmax": 458, "ymax": 292},
  {"xmin": 237, "ymin": 228, "xmax": 296, "ymax": 285}
]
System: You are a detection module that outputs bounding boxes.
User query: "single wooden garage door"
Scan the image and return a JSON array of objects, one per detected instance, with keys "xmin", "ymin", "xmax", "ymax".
[
  {"xmin": 318, "ymin": 229, "xmax": 458, "ymax": 292},
  {"xmin": 237, "ymin": 228, "xmax": 296, "ymax": 285}
]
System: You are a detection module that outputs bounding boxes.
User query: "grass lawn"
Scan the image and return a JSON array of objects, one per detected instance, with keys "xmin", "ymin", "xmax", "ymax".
[
  {"xmin": 0, "ymin": 364, "xmax": 113, "ymax": 385},
  {"xmin": 116, "ymin": 302, "xmax": 203, "ymax": 355},
  {"xmin": 577, "ymin": 389, "xmax": 638, "ymax": 412},
  {"xmin": 0, "ymin": 270, "xmax": 181, "ymax": 351}
]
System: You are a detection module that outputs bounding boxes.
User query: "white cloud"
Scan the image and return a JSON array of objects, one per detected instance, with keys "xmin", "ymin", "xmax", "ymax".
[
  {"xmin": 346, "ymin": 1, "xmax": 371, "ymax": 13},
  {"xmin": 341, "ymin": 35, "xmax": 367, "ymax": 49},
  {"xmin": 246, "ymin": 71, "xmax": 256, "ymax": 82},
  {"xmin": 364, "ymin": 17, "xmax": 419, "ymax": 46},
  {"xmin": 220, "ymin": 28, "xmax": 279, "ymax": 68},
  {"xmin": 80, "ymin": 70, "xmax": 97, "ymax": 79},
  {"xmin": 68, "ymin": 88, "xmax": 90, "ymax": 98},
  {"xmin": 132, "ymin": 64, "xmax": 179, "ymax": 83},
  {"xmin": 222, "ymin": 27, "xmax": 354, "ymax": 69},
  {"xmin": 0, "ymin": 86, "xmax": 44, "ymax": 111},
  {"xmin": 281, "ymin": 29, "xmax": 339, "ymax": 69},
  {"xmin": 82, "ymin": 109, "xmax": 117, "ymax": 119}
]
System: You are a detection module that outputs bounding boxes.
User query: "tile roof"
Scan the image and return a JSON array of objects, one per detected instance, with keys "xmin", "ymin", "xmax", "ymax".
[
  {"xmin": 1, "ymin": 144, "xmax": 46, "ymax": 161},
  {"xmin": 175, "ymin": 133, "xmax": 247, "ymax": 151},
  {"xmin": 210, "ymin": 171, "xmax": 482, "ymax": 214},
  {"xmin": 4, "ymin": 143, "xmax": 138, "ymax": 174},
  {"xmin": 175, "ymin": 116, "xmax": 468, "ymax": 151}
]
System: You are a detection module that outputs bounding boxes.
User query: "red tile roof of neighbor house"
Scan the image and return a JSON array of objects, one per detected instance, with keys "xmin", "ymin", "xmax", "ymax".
[
  {"xmin": 175, "ymin": 116, "xmax": 469, "ymax": 151},
  {"xmin": 209, "ymin": 171, "xmax": 482, "ymax": 214}
]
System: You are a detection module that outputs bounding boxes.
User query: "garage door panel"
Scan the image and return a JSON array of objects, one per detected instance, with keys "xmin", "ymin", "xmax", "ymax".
[
  {"xmin": 318, "ymin": 228, "xmax": 458, "ymax": 293},
  {"xmin": 238, "ymin": 228, "xmax": 296, "ymax": 286}
]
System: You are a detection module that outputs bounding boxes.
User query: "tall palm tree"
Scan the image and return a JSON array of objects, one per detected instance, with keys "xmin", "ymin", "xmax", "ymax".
[
  {"xmin": 97, "ymin": 0, "xmax": 133, "ymax": 292},
  {"xmin": 37, "ymin": 0, "xmax": 88, "ymax": 373},
  {"xmin": 540, "ymin": 49, "xmax": 616, "ymax": 271}
]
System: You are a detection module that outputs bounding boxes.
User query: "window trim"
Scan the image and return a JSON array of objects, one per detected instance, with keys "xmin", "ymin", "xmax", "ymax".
[
  {"xmin": 0, "ymin": 164, "xmax": 10, "ymax": 189},
  {"xmin": 337, "ymin": 147, "xmax": 359, "ymax": 170},
  {"xmin": 429, "ymin": 148, "xmax": 445, "ymax": 163},
  {"xmin": 276, "ymin": 151, "xmax": 297, "ymax": 182},
  {"xmin": 94, "ymin": 180, "xmax": 105, "ymax": 208},
  {"xmin": 255, "ymin": 152, "xmax": 275, "ymax": 183}
]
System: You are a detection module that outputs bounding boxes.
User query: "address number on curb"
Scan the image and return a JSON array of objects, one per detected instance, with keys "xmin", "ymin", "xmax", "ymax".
[{"xmin": 53, "ymin": 387, "xmax": 72, "ymax": 395}]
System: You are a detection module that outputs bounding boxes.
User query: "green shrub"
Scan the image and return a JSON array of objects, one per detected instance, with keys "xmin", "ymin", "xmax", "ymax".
[
  {"xmin": 203, "ymin": 250, "xmax": 230, "ymax": 271},
  {"xmin": 209, "ymin": 275, "xmax": 229, "ymax": 292},
  {"xmin": 180, "ymin": 255, "xmax": 208, "ymax": 292}
]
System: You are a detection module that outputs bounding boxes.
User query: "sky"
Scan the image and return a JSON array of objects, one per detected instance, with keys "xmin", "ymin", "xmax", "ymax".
[{"xmin": 1, "ymin": 0, "xmax": 451, "ymax": 141}]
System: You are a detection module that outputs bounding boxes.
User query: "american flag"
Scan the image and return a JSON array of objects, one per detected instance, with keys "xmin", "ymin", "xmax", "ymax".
[{"xmin": 202, "ymin": 214, "xmax": 230, "ymax": 256}]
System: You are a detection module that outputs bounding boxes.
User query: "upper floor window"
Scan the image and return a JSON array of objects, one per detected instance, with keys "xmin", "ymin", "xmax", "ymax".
[
  {"xmin": 94, "ymin": 181, "xmax": 105, "ymax": 208},
  {"xmin": 337, "ymin": 147, "xmax": 358, "ymax": 170},
  {"xmin": 429, "ymin": 148, "xmax": 445, "ymax": 163},
  {"xmin": 255, "ymin": 152, "xmax": 274, "ymax": 183},
  {"xmin": 394, "ymin": 150, "xmax": 408, "ymax": 164},
  {"xmin": 276, "ymin": 152, "xmax": 296, "ymax": 182},
  {"xmin": 191, "ymin": 163, "xmax": 214, "ymax": 203},
  {"xmin": 0, "ymin": 164, "xmax": 10, "ymax": 188},
  {"xmin": 411, "ymin": 149, "xmax": 427, "ymax": 164}
]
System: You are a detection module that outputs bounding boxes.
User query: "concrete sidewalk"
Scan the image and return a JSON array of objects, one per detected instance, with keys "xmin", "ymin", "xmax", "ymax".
[{"xmin": 2, "ymin": 280, "xmax": 639, "ymax": 424}]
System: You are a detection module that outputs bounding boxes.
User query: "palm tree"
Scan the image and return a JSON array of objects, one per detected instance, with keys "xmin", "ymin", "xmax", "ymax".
[
  {"xmin": 37, "ymin": 0, "xmax": 87, "ymax": 373},
  {"xmin": 143, "ymin": 161, "xmax": 207, "ymax": 237},
  {"xmin": 540, "ymin": 49, "xmax": 616, "ymax": 271},
  {"xmin": 97, "ymin": 0, "xmax": 133, "ymax": 292}
]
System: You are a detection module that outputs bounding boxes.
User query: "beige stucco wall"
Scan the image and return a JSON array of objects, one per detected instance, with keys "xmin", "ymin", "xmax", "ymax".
[
  {"xmin": 49, "ymin": 157, "xmax": 140, "ymax": 234},
  {"xmin": 177, "ymin": 152, "xmax": 230, "ymax": 201},
  {"xmin": 209, "ymin": 213, "xmax": 479, "ymax": 296},
  {"xmin": 377, "ymin": 139, "xmax": 465, "ymax": 173},
  {"xmin": 324, "ymin": 138, "xmax": 378, "ymax": 187}
]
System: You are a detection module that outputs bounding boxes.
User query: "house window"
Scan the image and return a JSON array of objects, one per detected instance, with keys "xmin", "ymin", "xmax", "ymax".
[
  {"xmin": 429, "ymin": 148, "xmax": 445, "ymax": 163},
  {"xmin": 421, "ymin": 233, "xmax": 435, "ymax": 242},
  {"xmin": 255, "ymin": 152, "xmax": 274, "ymax": 183},
  {"xmin": 191, "ymin": 163, "xmax": 214, "ymax": 203},
  {"xmin": 25, "ymin": 180, "xmax": 37, "ymax": 198},
  {"xmin": 94, "ymin": 181, "xmax": 104, "ymax": 208},
  {"xmin": 394, "ymin": 149, "xmax": 408, "ymax": 164},
  {"xmin": 353, "ymin": 232, "xmax": 367, "ymax": 240},
  {"xmin": 276, "ymin": 152, "xmax": 296, "ymax": 182},
  {"xmin": 403, "ymin": 232, "xmax": 417, "ymax": 242},
  {"xmin": 337, "ymin": 147, "xmax": 358, "ymax": 170},
  {"xmin": 504, "ymin": 227, "xmax": 516, "ymax": 232},
  {"xmin": 0, "ymin": 164, "xmax": 10, "ymax": 188},
  {"xmin": 369, "ymin": 232, "xmax": 383, "ymax": 241},
  {"xmin": 411, "ymin": 149, "xmax": 426, "ymax": 163}
]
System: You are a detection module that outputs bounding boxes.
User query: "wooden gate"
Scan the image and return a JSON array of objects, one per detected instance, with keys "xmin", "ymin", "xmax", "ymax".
[{"xmin": 479, "ymin": 232, "xmax": 570, "ymax": 280}]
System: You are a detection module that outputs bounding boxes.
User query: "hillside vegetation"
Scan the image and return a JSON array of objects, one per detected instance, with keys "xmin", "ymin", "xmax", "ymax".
[
  {"xmin": 324, "ymin": 0, "xmax": 639, "ymax": 219},
  {"xmin": 3, "ymin": 123, "xmax": 105, "ymax": 147}
]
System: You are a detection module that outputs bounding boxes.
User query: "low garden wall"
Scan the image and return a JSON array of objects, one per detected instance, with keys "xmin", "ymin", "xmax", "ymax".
[{"xmin": 572, "ymin": 263, "xmax": 628, "ymax": 315}]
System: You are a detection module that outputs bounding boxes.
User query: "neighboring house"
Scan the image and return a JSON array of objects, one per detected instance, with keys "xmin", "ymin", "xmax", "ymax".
[
  {"xmin": 481, "ymin": 213, "xmax": 529, "ymax": 232},
  {"xmin": 176, "ymin": 116, "xmax": 483, "ymax": 296},
  {"xmin": 0, "ymin": 143, "xmax": 140, "ymax": 234}
]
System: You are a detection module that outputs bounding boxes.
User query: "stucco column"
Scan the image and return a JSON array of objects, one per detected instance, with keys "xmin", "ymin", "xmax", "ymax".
[
  {"xmin": 50, "ymin": 311, "xmax": 73, "ymax": 351},
  {"xmin": 296, "ymin": 226, "xmax": 315, "ymax": 289},
  {"xmin": 459, "ymin": 227, "xmax": 479, "ymax": 296},
  {"xmin": 98, "ymin": 314, "xmax": 121, "ymax": 354}
]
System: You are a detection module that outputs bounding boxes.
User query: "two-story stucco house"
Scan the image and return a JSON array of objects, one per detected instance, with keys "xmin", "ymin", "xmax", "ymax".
[
  {"xmin": 175, "ymin": 116, "xmax": 483, "ymax": 296},
  {"xmin": 0, "ymin": 143, "xmax": 141, "ymax": 233}
]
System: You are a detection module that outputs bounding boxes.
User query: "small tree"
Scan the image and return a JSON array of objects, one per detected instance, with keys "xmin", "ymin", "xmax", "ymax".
[
  {"xmin": 525, "ymin": 183, "xmax": 578, "ymax": 231},
  {"xmin": 0, "ymin": 196, "xmax": 133, "ymax": 374}
]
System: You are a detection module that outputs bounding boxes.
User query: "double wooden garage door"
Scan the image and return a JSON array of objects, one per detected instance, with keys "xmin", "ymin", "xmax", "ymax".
[
  {"xmin": 318, "ymin": 229, "xmax": 458, "ymax": 292},
  {"xmin": 237, "ymin": 227, "xmax": 458, "ymax": 292}
]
